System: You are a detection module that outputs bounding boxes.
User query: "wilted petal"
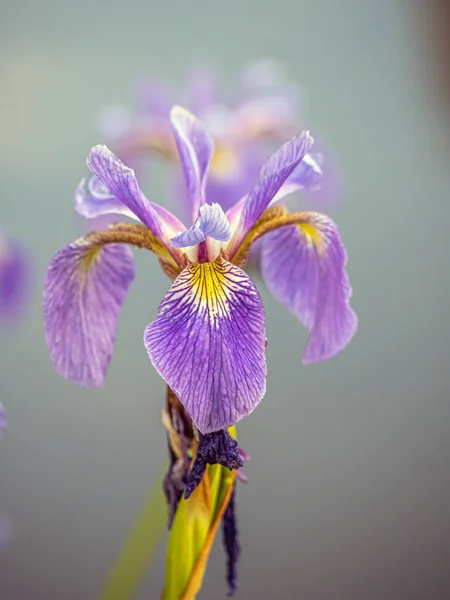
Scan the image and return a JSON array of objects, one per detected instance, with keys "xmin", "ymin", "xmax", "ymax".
[
  {"xmin": 227, "ymin": 132, "xmax": 314, "ymax": 257},
  {"xmin": 170, "ymin": 106, "xmax": 215, "ymax": 219},
  {"xmin": 0, "ymin": 236, "xmax": 29, "ymax": 322},
  {"xmin": 145, "ymin": 255, "xmax": 266, "ymax": 433},
  {"xmin": 170, "ymin": 203, "xmax": 231, "ymax": 248},
  {"xmin": 0, "ymin": 402, "xmax": 6, "ymax": 437},
  {"xmin": 44, "ymin": 236, "xmax": 135, "ymax": 386},
  {"xmin": 261, "ymin": 213, "xmax": 357, "ymax": 362},
  {"xmin": 185, "ymin": 430, "xmax": 244, "ymax": 498},
  {"xmin": 87, "ymin": 145, "xmax": 171, "ymax": 243}
]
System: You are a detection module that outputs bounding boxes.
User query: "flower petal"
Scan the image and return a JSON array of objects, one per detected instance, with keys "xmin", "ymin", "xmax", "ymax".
[
  {"xmin": 226, "ymin": 131, "xmax": 314, "ymax": 257},
  {"xmin": 144, "ymin": 255, "xmax": 266, "ymax": 433},
  {"xmin": 86, "ymin": 145, "xmax": 172, "ymax": 243},
  {"xmin": 170, "ymin": 106, "xmax": 215, "ymax": 220},
  {"xmin": 170, "ymin": 203, "xmax": 231, "ymax": 249},
  {"xmin": 75, "ymin": 176, "xmax": 137, "ymax": 221},
  {"xmin": 44, "ymin": 235, "xmax": 135, "ymax": 387},
  {"xmin": 0, "ymin": 402, "xmax": 6, "ymax": 437},
  {"xmin": 75, "ymin": 175, "xmax": 185, "ymax": 238},
  {"xmin": 260, "ymin": 213, "xmax": 357, "ymax": 362}
]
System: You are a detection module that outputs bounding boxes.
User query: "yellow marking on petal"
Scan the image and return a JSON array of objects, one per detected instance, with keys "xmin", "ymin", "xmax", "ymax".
[
  {"xmin": 209, "ymin": 145, "xmax": 238, "ymax": 180},
  {"xmin": 298, "ymin": 222, "xmax": 323, "ymax": 252},
  {"xmin": 183, "ymin": 256, "xmax": 242, "ymax": 324},
  {"xmin": 229, "ymin": 208, "xmax": 329, "ymax": 267}
]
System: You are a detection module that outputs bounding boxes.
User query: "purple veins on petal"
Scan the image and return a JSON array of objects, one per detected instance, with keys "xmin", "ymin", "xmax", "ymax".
[
  {"xmin": 261, "ymin": 213, "xmax": 357, "ymax": 362},
  {"xmin": 170, "ymin": 106, "xmax": 215, "ymax": 219},
  {"xmin": 185, "ymin": 430, "xmax": 244, "ymax": 499},
  {"xmin": 0, "ymin": 402, "xmax": 6, "ymax": 437},
  {"xmin": 222, "ymin": 485, "xmax": 240, "ymax": 596},
  {"xmin": 144, "ymin": 256, "xmax": 267, "ymax": 434},
  {"xmin": 228, "ymin": 131, "xmax": 314, "ymax": 256},
  {"xmin": 43, "ymin": 238, "xmax": 135, "ymax": 387},
  {"xmin": 86, "ymin": 145, "xmax": 168, "ymax": 241}
]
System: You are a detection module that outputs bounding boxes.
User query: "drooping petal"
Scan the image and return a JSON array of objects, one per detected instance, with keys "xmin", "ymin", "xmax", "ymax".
[
  {"xmin": 170, "ymin": 106, "xmax": 215, "ymax": 220},
  {"xmin": 0, "ymin": 402, "xmax": 6, "ymax": 437},
  {"xmin": 260, "ymin": 213, "xmax": 357, "ymax": 362},
  {"xmin": 144, "ymin": 255, "xmax": 266, "ymax": 433},
  {"xmin": 87, "ymin": 145, "xmax": 172, "ymax": 244},
  {"xmin": 287, "ymin": 152, "xmax": 323, "ymax": 193},
  {"xmin": 44, "ymin": 235, "xmax": 135, "ymax": 387},
  {"xmin": 75, "ymin": 176, "xmax": 137, "ymax": 221},
  {"xmin": 226, "ymin": 131, "xmax": 314, "ymax": 257},
  {"xmin": 170, "ymin": 203, "xmax": 231, "ymax": 249},
  {"xmin": 0, "ymin": 235, "xmax": 29, "ymax": 322}
]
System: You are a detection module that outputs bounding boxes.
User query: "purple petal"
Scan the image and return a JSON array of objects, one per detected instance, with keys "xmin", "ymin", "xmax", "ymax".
[
  {"xmin": 185, "ymin": 67, "xmax": 220, "ymax": 115},
  {"xmin": 170, "ymin": 203, "xmax": 231, "ymax": 248},
  {"xmin": 287, "ymin": 153, "xmax": 323, "ymax": 193},
  {"xmin": 260, "ymin": 214, "xmax": 357, "ymax": 362},
  {"xmin": 0, "ymin": 236, "xmax": 29, "ymax": 322},
  {"xmin": 135, "ymin": 79, "xmax": 173, "ymax": 118},
  {"xmin": 0, "ymin": 402, "xmax": 6, "ymax": 437},
  {"xmin": 87, "ymin": 145, "xmax": 170, "ymax": 243},
  {"xmin": 144, "ymin": 256, "xmax": 266, "ymax": 433},
  {"xmin": 170, "ymin": 106, "xmax": 215, "ymax": 220},
  {"xmin": 75, "ymin": 176, "xmax": 137, "ymax": 221},
  {"xmin": 44, "ymin": 238, "xmax": 135, "ymax": 387},
  {"xmin": 227, "ymin": 132, "xmax": 314, "ymax": 257}
]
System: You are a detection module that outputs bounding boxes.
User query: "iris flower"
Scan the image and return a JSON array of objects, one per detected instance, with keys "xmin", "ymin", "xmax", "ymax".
[
  {"xmin": 45, "ymin": 105, "xmax": 356, "ymax": 425},
  {"xmin": 44, "ymin": 105, "xmax": 356, "ymax": 596}
]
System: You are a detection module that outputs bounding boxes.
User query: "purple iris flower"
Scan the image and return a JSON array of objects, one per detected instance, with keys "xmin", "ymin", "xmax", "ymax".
[{"xmin": 44, "ymin": 105, "xmax": 357, "ymax": 436}]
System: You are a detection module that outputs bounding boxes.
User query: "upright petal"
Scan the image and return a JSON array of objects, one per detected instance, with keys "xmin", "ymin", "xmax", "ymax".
[
  {"xmin": 260, "ymin": 213, "xmax": 357, "ymax": 362},
  {"xmin": 170, "ymin": 106, "xmax": 215, "ymax": 220},
  {"xmin": 226, "ymin": 132, "xmax": 314, "ymax": 257},
  {"xmin": 44, "ymin": 234, "xmax": 135, "ymax": 387},
  {"xmin": 87, "ymin": 145, "xmax": 172, "ymax": 244},
  {"xmin": 144, "ymin": 255, "xmax": 266, "ymax": 433},
  {"xmin": 170, "ymin": 203, "xmax": 231, "ymax": 249}
]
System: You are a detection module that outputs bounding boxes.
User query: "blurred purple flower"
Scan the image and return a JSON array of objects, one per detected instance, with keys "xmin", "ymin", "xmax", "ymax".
[
  {"xmin": 98, "ymin": 60, "xmax": 332, "ymax": 216},
  {"xmin": 0, "ymin": 233, "xmax": 29, "ymax": 324},
  {"xmin": 0, "ymin": 402, "xmax": 6, "ymax": 437}
]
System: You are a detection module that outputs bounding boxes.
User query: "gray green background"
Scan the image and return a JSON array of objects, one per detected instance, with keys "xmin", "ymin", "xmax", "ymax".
[{"xmin": 1, "ymin": 1, "xmax": 449, "ymax": 598}]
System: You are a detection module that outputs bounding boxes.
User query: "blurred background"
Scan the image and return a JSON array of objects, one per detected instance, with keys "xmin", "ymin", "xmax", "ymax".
[{"xmin": 1, "ymin": 0, "xmax": 450, "ymax": 598}]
